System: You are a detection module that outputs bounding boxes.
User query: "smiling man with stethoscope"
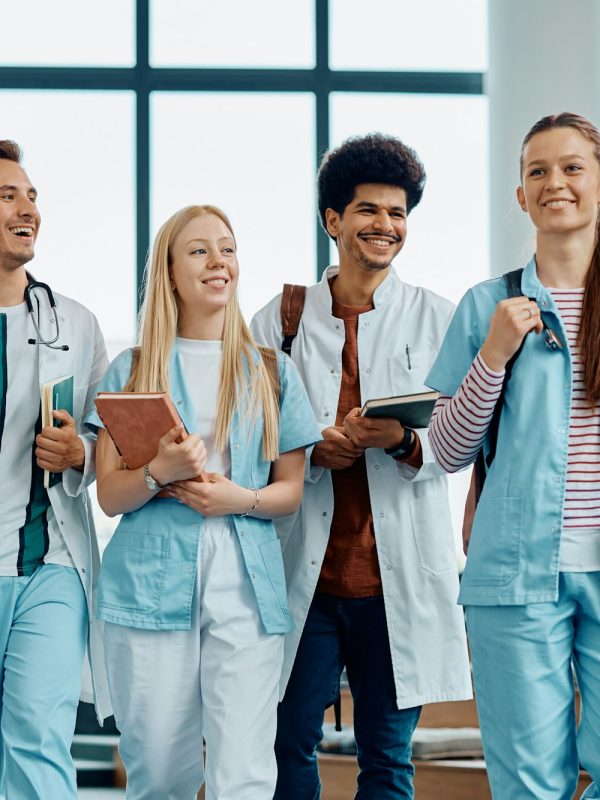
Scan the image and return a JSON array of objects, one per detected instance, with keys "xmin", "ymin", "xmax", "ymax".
[{"xmin": 0, "ymin": 140, "xmax": 111, "ymax": 799}]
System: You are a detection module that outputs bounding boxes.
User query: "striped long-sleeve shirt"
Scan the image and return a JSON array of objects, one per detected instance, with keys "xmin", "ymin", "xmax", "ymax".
[{"xmin": 430, "ymin": 288, "xmax": 600, "ymax": 552}]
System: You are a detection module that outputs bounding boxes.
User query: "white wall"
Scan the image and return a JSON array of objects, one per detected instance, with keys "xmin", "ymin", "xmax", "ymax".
[{"xmin": 488, "ymin": 0, "xmax": 600, "ymax": 275}]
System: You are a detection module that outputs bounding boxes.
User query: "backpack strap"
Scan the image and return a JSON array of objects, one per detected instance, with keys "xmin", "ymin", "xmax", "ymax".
[
  {"xmin": 280, "ymin": 284, "xmax": 307, "ymax": 356},
  {"xmin": 258, "ymin": 346, "xmax": 280, "ymax": 401},
  {"xmin": 475, "ymin": 268, "xmax": 526, "ymax": 492},
  {"xmin": 129, "ymin": 346, "xmax": 141, "ymax": 378}
]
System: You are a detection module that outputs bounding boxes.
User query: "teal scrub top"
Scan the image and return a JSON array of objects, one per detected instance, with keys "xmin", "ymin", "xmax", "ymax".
[
  {"xmin": 85, "ymin": 344, "xmax": 322, "ymax": 634},
  {"xmin": 426, "ymin": 257, "xmax": 575, "ymax": 606}
]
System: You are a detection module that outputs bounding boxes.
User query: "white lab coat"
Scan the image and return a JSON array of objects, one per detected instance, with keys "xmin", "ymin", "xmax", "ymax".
[
  {"xmin": 32, "ymin": 287, "xmax": 111, "ymax": 722},
  {"xmin": 251, "ymin": 266, "xmax": 472, "ymax": 709}
]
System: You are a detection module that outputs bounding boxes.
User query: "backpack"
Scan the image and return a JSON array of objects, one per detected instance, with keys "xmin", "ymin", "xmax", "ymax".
[{"xmin": 461, "ymin": 268, "xmax": 525, "ymax": 553}]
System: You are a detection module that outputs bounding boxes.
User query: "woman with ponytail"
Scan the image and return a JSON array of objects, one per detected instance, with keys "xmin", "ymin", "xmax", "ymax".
[
  {"xmin": 427, "ymin": 113, "xmax": 600, "ymax": 798},
  {"xmin": 85, "ymin": 205, "xmax": 321, "ymax": 799}
]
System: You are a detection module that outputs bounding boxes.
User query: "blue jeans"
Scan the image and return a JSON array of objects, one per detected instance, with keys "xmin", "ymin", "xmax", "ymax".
[{"xmin": 274, "ymin": 593, "xmax": 421, "ymax": 800}]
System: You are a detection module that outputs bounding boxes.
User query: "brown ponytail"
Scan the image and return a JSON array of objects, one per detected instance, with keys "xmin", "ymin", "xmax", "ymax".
[{"xmin": 521, "ymin": 112, "xmax": 600, "ymax": 403}]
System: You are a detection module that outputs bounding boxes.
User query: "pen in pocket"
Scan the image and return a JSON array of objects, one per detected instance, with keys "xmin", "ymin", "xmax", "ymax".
[{"xmin": 405, "ymin": 344, "xmax": 412, "ymax": 370}]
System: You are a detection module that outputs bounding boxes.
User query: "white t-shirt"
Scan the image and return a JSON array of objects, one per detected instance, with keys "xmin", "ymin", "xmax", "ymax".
[
  {"xmin": 176, "ymin": 337, "xmax": 230, "ymax": 477},
  {"xmin": 0, "ymin": 302, "xmax": 74, "ymax": 576}
]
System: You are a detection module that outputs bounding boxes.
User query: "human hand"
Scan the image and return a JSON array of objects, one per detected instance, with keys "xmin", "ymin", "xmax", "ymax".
[
  {"xmin": 343, "ymin": 408, "xmax": 406, "ymax": 451},
  {"xmin": 36, "ymin": 410, "xmax": 85, "ymax": 472},
  {"xmin": 480, "ymin": 297, "xmax": 543, "ymax": 372},
  {"xmin": 311, "ymin": 426, "xmax": 364, "ymax": 470},
  {"xmin": 163, "ymin": 472, "xmax": 255, "ymax": 517},
  {"xmin": 149, "ymin": 425, "xmax": 207, "ymax": 486}
]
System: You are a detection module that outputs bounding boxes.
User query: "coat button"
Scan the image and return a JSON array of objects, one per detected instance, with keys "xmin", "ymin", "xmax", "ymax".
[
  {"xmin": 387, "ymin": 564, "xmax": 393, "ymax": 570},
  {"xmin": 322, "ymin": 511, "xmax": 327, "ymax": 517}
]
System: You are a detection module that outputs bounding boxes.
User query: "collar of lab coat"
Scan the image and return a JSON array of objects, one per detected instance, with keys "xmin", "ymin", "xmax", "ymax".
[{"xmin": 315, "ymin": 264, "xmax": 399, "ymax": 316}]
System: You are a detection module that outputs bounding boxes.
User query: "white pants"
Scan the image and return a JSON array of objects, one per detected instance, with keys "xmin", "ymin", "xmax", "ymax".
[{"xmin": 104, "ymin": 517, "xmax": 284, "ymax": 800}]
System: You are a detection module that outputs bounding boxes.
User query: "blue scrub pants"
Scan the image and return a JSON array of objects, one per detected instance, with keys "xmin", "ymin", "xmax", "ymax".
[
  {"xmin": 0, "ymin": 564, "xmax": 87, "ymax": 800},
  {"xmin": 467, "ymin": 572, "xmax": 600, "ymax": 800}
]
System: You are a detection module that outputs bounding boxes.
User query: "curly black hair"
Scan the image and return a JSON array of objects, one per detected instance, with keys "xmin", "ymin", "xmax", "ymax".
[{"xmin": 317, "ymin": 132, "xmax": 426, "ymax": 238}]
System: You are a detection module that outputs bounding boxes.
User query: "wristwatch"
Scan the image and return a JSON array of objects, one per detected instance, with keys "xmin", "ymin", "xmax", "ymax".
[
  {"xmin": 143, "ymin": 463, "xmax": 165, "ymax": 492},
  {"xmin": 384, "ymin": 427, "xmax": 416, "ymax": 460}
]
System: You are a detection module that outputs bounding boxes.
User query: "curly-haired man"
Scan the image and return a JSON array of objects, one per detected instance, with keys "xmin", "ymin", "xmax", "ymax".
[{"xmin": 251, "ymin": 133, "xmax": 471, "ymax": 799}]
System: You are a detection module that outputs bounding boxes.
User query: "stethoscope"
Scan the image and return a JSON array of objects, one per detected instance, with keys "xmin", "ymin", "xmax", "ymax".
[{"xmin": 24, "ymin": 277, "xmax": 69, "ymax": 351}]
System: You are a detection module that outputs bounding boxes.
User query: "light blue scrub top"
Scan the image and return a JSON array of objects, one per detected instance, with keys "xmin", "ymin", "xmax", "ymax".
[
  {"xmin": 85, "ymin": 345, "xmax": 322, "ymax": 634},
  {"xmin": 426, "ymin": 257, "xmax": 575, "ymax": 606}
]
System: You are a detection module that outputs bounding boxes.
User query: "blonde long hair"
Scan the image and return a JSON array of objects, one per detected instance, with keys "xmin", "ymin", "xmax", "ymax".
[{"xmin": 126, "ymin": 205, "xmax": 280, "ymax": 461}]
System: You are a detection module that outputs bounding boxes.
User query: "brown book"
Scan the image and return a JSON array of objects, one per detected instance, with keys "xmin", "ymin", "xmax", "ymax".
[
  {"xmin": 95, "ymin": 393, "xmax": 206, "ymax": 493},
  {"xmin": 95, "ymin": 392, "xmax": 186, "ymax": 470}
]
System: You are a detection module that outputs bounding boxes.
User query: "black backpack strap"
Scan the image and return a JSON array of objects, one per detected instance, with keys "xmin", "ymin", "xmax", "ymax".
[
  {"xmin": 474, "ymin": 269, "xmax": 525, "ymax": 492},
  {"xmin": 280, "ymin": 284, "xmax": 307, "ymax": 356}
]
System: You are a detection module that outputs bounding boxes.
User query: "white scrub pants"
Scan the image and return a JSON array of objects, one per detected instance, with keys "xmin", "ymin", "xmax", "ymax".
[
  {"xmin": 0, "ymin": 564, "xmax": 87, "ymax": 800},
  {"xmin": 467, "ymin": 572, "xmax": 600, "ymax": 799},
  {"xmin": 105, "ymin": 517, "xmax": 284, "ymax": 800}
]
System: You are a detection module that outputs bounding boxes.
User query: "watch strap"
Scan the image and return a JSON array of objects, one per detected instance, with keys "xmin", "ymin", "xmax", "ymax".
[{"xmin": 385, "ymin": 427, "xmax": 416, "ymax": 459}]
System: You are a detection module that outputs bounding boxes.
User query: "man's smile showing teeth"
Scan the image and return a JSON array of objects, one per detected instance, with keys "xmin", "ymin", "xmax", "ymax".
[
  {"xmin": 9, "ymin": 226, "xmax": 34, "ymax": 237},
  {"xmin": 360, "ymin": 236, "xmax": 396, "ymax": 247},
  {"xmin": 543, "ymin": 200, "xmax": 575, "ymax": 208}
]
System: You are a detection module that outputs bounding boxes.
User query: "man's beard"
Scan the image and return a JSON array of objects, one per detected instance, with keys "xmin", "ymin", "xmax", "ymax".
[
  {"xmin": 340, "ymin": 233, "xmax": 396, "ymax": 272},
  {"xmin": 1, "ymin": 251, "xmax": 35, "ymax": 274}
]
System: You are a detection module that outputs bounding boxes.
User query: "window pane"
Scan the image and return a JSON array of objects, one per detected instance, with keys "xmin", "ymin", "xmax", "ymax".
[
  {"xmin": 0, "ymin": 90, "xmax": 136, "ymax": 352},
  {"xmin": 150, "ymin": 0, "xmax": 315, "ymax": 68},
  {"xmin": 330, "ymin": 0, "xmax": 487, "ymax": 72},
  {"xmin": 0, "ymin": 1, "xmax": 135, "ymax": 66},
  {"xmin": 331, "ymin": 92, "xmax": 489, "ymax": 303},
  {"xmin": 151, "ymin": 92, "xmax": 316, "ymax": 318}
]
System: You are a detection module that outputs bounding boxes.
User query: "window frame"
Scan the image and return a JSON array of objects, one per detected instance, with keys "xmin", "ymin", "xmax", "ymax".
[{"xmin": 0, "ymin": 0, "xmax": 483, "ymax": 311}]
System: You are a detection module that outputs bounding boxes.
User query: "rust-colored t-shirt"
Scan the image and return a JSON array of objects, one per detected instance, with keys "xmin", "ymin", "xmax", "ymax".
[{"xmin": 316, "ymin": 290, "xmax": 383, "ymax": 598}]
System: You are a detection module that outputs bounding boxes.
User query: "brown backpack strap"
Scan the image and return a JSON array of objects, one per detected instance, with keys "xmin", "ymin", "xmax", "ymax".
[
  {"xmin": 281, "ymin": 283, "xmax": 307, "ymax": 356},
  {"xmin": 258, "ymin": 346, "xmax": 280, "ymax": 401},
  {"xmin": 129, "ymin": 346, "xmax": 141, "ymax": 378}
]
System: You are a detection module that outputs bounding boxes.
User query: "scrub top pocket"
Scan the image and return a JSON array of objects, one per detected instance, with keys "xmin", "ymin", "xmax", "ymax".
[{"xmin": 99, "ymin": 531, "xmax": 168, "ymax": 614}]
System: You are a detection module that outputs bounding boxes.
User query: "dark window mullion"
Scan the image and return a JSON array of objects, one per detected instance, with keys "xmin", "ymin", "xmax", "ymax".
[
  {"xmin": 315, "ymin": 0, "xmax": 330, "ymax": 278},
  {"xmin": 135, "ymin": 0, "xmax": 151, "ymax": 310}
]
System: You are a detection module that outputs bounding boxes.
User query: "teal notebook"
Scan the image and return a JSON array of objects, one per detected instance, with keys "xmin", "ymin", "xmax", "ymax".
[
  {"xmin": 41, "ymin": 375, "xmax": 74, "ymax": 489},
  {"xmin": 360, "ymin": 390, "xmax": 439, "ymax": 429}
]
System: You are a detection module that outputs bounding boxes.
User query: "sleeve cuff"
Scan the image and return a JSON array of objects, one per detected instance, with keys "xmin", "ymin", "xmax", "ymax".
[{"xmin": 62, "ymin": 434, "xmax": 95, "ymax": 497}]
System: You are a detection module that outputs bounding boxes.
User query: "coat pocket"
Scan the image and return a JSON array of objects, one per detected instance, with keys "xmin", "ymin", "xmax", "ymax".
[
  {"xmin": 409, "ymin": 496, "xmax": 457, "ymax": 576},
  {"xmin": 465, "ymin": 496, "xmax": 523, "ymax": 585},
  {"xmin": 259, "ymin": 538, "xmax": 289, "ymax": 615},
  {"xmin": 99, "ymin": 531, "xmax": 168, "ymax": 614},
  {"xmin": 387, "ymin": 352, "xmax": 435, "ymax": 396}
]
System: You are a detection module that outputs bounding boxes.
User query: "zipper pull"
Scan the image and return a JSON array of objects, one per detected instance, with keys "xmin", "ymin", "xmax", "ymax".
[{"xmin": 405, "ymin": 344, "xmax": 412, "ymax": 370}]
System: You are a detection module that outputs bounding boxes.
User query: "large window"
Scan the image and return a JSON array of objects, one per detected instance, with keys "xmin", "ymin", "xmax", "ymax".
[{"xmin": 0, "ymin": 0, "xmax": 487, "ymax": 552}]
